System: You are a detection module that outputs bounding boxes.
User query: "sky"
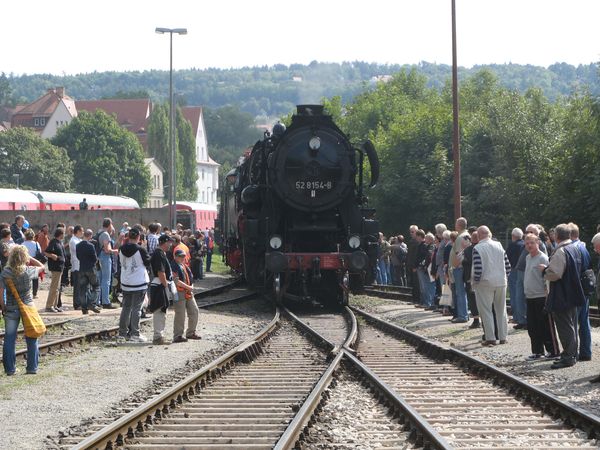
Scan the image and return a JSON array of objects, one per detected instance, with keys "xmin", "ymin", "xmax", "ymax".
[{"xmin": 2, "ymin": 0, "xmax": 599, "ymax": 75}]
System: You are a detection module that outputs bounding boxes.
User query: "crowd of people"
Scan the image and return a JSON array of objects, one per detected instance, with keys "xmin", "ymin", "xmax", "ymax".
[
  {"xmin": 0, "ymin": 214, "xmax": 217, "ymax": 376},
  {"xmin": 375, "ymin": 218, "xmax": 600, "ymax": 382}
]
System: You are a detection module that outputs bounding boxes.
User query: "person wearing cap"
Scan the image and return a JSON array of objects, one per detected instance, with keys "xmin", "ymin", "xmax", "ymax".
[
  {"xmin": 118, "ymin": 228, "xmax": 151, "ymax": 342},
  {"xmin": 170, "ymin": 249, "xmax": 201, "ymax": 343},
  {"xmin": 148, "ymin": 234, "xmax": 174, "ymax": 345},
  {"xmin": 172, "ymin": 234, "xmax": 191, "ymax": 268}
]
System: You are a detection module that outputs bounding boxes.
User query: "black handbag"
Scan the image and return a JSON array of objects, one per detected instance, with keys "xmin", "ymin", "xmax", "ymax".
[
  {"xmin": 35, "ymin": 243, "xmax": 47, "ymax": 264},
  {"xmin": 580, "ymin": 268, "xmax": 596, "ymax": 296}
]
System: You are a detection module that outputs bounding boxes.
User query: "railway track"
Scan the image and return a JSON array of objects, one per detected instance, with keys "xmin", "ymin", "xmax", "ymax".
[
  {"xmin": 53, "ymin": 297, "xmax": 600, "ymax": 449},
  {"xmin": 2, "ymin": 277, "xmax": 251, "ymax": 364},
  {"xmin": 364, "ymin": 284, "xmax": 600, "ymax": 326},
  {"xmin": 65, "ymin": 304, "xmax": 338, "ymax": 449},
  {"xmin": 348, "ymin": 306, "xmax": 600, "ymax": 449}
]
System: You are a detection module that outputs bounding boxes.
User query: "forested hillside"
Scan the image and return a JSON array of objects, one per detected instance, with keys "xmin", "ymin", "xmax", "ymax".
[{"xmin": 3, "ymin": 61, "xmax": 599, "ymax": 118}]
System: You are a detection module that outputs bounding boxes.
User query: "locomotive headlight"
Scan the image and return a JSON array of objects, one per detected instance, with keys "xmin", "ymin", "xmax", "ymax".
[
  {"xmin": 348, "ymin": 235, "xmax": 361, "ymax": 249},
  {"xmin": 269, "ymin": 235, "xmax": 283, "ymax": 250},
  {"xmin": 309, "ymin": 136, "xmax": 321, "ymax": 150}
]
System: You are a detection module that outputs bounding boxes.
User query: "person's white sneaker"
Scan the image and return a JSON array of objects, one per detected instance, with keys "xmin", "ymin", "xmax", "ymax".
[{"xmin": 129, "ymin": 335, "xmax": 148, "ymax": 343}]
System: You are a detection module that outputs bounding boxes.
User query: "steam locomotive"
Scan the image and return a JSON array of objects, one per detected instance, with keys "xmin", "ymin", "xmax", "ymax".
[{"xmin": 220, "ymin": 105, "xmax": 379, "ymax": 305}]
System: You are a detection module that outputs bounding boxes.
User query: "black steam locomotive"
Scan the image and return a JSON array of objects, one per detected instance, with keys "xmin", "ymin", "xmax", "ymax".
[{"xmin": 220, "ymin": 105, "xmax": 379, "ymax": 305}]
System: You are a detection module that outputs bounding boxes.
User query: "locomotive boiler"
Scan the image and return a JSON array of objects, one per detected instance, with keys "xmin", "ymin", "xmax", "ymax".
[{"xmin": 220, "ymin": 104, "xmax": 379, "ymax": 304}]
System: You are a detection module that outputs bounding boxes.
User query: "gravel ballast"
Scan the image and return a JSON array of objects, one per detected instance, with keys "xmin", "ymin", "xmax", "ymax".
[
  {"xmin": 0, "ymin": 288, "xmax": 272, "ymax": 450},
  {"xmin": 301, "ymin": 371, "xmax": 414, "ymax": 450}
]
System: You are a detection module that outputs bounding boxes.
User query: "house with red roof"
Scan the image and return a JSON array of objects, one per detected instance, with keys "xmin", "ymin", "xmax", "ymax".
[
  {"xmin": 76, "ymin": 98, "xmax": 152, "ymax": 151},
  {"xmin": 10, "ymin": 87, "xmax": 77, "ymax": 138}
]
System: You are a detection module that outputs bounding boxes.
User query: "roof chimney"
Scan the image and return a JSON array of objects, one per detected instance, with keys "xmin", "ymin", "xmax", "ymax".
[{"xmin": 55, "ymin": 87, "xmax": 65, "ymax": 98}]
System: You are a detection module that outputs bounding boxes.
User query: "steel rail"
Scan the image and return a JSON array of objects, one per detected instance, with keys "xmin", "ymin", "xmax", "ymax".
[
  {"xmin": 274, "ymin": 306, "xmax": 351, "ymax": 450},
  {"xmin": 343, "ymin": 305, "xmax": 358, "ymax": 350},
  {"xmin": 10, "ymin": 318, "xmax": 152, "ymax": 361},
  {"xmin": 196, "ymin": 291, "xmax": 256, "ymax": 308},
  {"xmin": 72, "ymin": 307, "xmax": 281, "ymax": 450},
  {"xmin": 193, "ymin": 276, "xmax": 244, "ymax": 300},
  {"xmin": 342, "ymin": 350, "xmax": 453, "ymax": 450},
  {"xmin": 273, "ymin": 351, "xmax": 344, "ymax": 450},
  {"xmin": 0, "ymin": 317, "xmax": 75, "ymax": 339},
  {"xmin": 282, "ymin": 307, "xmax": 337, "ymax": 353},
  {"xmin": 352, "ymin": 306, "xmax": 600, "ymax": 439},
  {"xmin": 364, "ymin": 287, "xmax": 600, "ymax": 326}
]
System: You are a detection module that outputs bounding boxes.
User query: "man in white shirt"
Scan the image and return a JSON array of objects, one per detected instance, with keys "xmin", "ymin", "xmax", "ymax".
[{"xmin": 69, "ymin": 225, "xmax": 84, "ymax": 310}]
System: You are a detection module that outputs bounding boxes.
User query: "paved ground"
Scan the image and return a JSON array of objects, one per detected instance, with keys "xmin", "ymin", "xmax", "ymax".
[{"xmin": 352, "ymin": 294, "xmax": 600, "ymax": 418}]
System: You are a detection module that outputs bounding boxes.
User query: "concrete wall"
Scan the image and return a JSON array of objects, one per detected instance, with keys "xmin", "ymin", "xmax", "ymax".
[{"xmin": 0, "ymin": 209, "xmax": 170, "ymax": 232}]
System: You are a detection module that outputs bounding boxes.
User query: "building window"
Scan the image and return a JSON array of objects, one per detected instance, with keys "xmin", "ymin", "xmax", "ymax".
[
  {"xmin": 34, "ymin": 118, "xmax": 39, "ymax": 126},
  {"xmin": 40, "ymin": 118, "xmax": 46, "ymax": 126},
  {"xmin": 202, "ymin": 169, "xmax": 205, "ymax": 180}
]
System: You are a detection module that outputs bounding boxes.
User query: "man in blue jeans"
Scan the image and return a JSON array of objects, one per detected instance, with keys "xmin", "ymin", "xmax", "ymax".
[
  {"xmin": 569, "ymin": 223, "xmax": 592, "ymax": 362},
  {"xmin": 97, "ymin": 218, "xmax": 118, "ymax": 309},
  {"xmin": 450, "ymin": 217, "xmax": 470, "ymax": 323}
]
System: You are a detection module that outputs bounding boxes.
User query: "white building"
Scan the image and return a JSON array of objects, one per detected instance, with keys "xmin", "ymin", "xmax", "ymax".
[
  {"xmin": 182, "ymin": 107, "xmax": 220, "ymax": 230},
  {"xmin": 11, "ymin": 87, "xmax": 77, "ymax": 138},
  {"xmin": 144, "ymin": 158, "xmax": 165, "ymax": 208}
]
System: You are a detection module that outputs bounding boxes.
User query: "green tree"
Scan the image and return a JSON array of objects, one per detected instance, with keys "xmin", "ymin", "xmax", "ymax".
[
  {"xmin": 176, "ymin": 107, "xmax": 198, "ymax": 201},
  {"xmin": 147, "ymin": 103, "xmax": 170, "ymax": 198},
  {"xmin": 52, "ymin": 110, "xmax": 151, "ymax": 205},
  {"xmin": 549, "ymin": 92, "xmax": 600, "ymax": 237},
  {"xmin": 0, "ymin": 127, "xmax": 73, "ymax": 191},
  {"xmin": 203, "ymin": 106, "xmax": 261, "ymax": 165},
  {"xmin": 147, "ymin": 103, "xmax": 199, "ymax": 201},
  {"xmin": 0, "ymin": 72, "xmax": 13, "ymax": 106}
]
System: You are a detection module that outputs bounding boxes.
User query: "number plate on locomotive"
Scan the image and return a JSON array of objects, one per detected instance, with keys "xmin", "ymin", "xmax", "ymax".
[{"xmin": 295, "ymin": 181, "xmax": 333, "ymax": 190}]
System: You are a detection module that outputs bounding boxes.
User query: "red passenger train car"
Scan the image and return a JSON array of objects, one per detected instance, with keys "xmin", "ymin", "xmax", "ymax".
[{"xmin": 0, "ymin": 188, "xmax": 140, "ymax": 211}]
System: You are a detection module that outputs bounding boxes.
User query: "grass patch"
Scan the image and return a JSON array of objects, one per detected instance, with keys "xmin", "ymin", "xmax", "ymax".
[
  {"xmin": 208, "ymin": 253, "xmax": 233, "ymax": 275},
  {"xmin": 0, "ymin": 355, "xmax": 69, "ymax": 398},
  {"xmin": 351, "ymin": 294, "xmax": 392, "ymax": 308}
]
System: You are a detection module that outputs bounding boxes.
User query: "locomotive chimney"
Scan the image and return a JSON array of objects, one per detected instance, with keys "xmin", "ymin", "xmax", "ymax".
[{"xmin": 297, "ymin": 105, "xmax": 324, "ymax": 116}]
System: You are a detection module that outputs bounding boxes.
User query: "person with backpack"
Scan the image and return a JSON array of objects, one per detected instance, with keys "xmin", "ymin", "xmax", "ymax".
[
  {"xmin": 148, "ymin": 234, "xmax": 175, "ymax": 345},
  {"xmin": 540, "ymin": 224, "xmax": 586, "ymax": 369},
  {"xmin": 568, "ymin": 223, "xmax": 592, "ymax": 363},
  {"xmin": 76, "ymin": 229, "xmax": 101, "ymax": 314},
  {"xmin": 117, "ymin": 228, "xmax": 150, "ymax": 342},
  {"xmin": 590, "ymin": 232, "xmax": 600, "ymax": 383}
]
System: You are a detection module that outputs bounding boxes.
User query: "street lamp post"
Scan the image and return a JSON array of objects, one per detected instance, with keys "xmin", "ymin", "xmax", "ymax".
[
  {"xmin": 451, "ymin": 0, "xmax": 461, "ymax": 221},
  {"xmin": 13, "ymin": 173, "xmax": 20, "ymax": 189},
  {"xmin": 155, "ymin": 27, "xmax": 187, "ymax": 231},
  {"xmin": 113, "ymin": 180, "xmax": 119, "ymax": 196}
]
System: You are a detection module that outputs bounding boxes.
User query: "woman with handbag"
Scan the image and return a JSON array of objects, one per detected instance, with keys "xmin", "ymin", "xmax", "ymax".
[{"xmin": 0, "ymin": 245, "xmax": 45, "ymax": 375}]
